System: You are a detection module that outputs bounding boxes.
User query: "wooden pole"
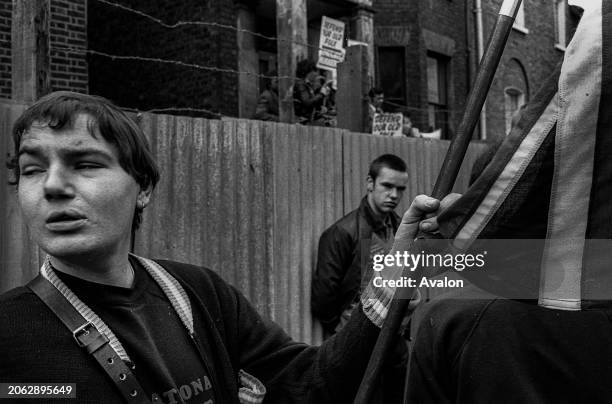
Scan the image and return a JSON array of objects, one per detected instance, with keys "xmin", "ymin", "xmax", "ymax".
[
  {"xmin": 353, "ymin": 1, "xmax": 523, "ymax": 402},
  {"xmin": 12, "ymin": 0, "xmax": 51, "ymax": 102},
  {"xmin": 351, "ymin": 5, "xmax": 375, "ymax": 86},
  {"xmin": 337, "ymin": 45, "xmax": 369, "ymax": 133},
  {"xmin": 276, "ymin": 0, "xmax": 308, "ymax": 123},
  {"xmin": 237, "ymin": 2, "xmax": 259, "ymax": 119}
]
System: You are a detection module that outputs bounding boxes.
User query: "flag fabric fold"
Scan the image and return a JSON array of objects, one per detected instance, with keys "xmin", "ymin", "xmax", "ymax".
[{"xmin": 437, "ymin": 0, "xmax": 612, "ymax": 311}]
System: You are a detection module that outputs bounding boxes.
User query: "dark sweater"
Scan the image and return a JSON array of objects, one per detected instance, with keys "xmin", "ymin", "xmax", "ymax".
[
  {"xmin": 0, "ymin": 260, "xmax": 380, "ymax": 404},
  {"xmin": 54, "ymin": 258, "xmax": 216, "ymax": 403},
  {"xmin": 406, "ymin": 292, "xmax": 612, "ymax": 403}
]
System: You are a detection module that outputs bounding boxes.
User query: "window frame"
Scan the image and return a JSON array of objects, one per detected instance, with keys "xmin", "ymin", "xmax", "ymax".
[
  {"xmin": 504, "ymin": 86, "xmax": 526, "ymax": 135},
  {"xmin": 426, "ymin": 52, "xmax": 451, "ymax": 139},
  {"xmin": 376, "ymin": 46, "xmax": 407, "ymax": 108}
]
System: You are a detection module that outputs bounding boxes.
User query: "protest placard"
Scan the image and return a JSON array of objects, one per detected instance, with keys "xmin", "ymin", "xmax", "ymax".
[
  {"xmin": 372, "ymin": 113, "xmax": 404, "ymax": 136},
  {"xmin": 317, "ymin": 16, "xmax": 345, "ymax": 72}
]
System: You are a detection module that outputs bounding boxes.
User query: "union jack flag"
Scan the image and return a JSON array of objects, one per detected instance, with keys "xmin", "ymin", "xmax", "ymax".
[{"xmin": 436, "ymin": 0, "xmax": 612, "ymax": 311}]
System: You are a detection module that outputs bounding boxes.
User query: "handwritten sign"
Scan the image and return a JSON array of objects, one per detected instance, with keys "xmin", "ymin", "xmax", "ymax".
[
  {"xmin": 317, "ymin": 16, "xmax": 345, "ymax": 72},
  {"xmin": 372, "ymin": 113, "xmax": 404, "ymax": 136},
  {"xmin": 320, "ymin": 16, "xmax": 345, "ymax": 50}
]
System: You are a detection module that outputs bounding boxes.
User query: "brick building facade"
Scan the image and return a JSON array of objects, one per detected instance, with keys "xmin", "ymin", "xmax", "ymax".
[
  {"xmin": 374, "ymin": 0, "xmax": 579, "ymax": 142},
  {"xmin": 0, "ymin": 0, "xmax": 239, "ymax": 115},
  {"xmin": 1, "ymin": 0, "xmax": 578, "ymax": 141},
  {"xmin": 0, "ymin": 0, "xmax": 10, "ymax": 99},
  {"xmin": 1, "ymin": 0, "xmax": 370, "ymax": 118},
  {"xmin": 0, "ymin": 0, "xmax": 87, "ymax": 99}
]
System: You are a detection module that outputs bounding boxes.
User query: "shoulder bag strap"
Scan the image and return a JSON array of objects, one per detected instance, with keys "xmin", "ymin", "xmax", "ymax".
[{"xmin": 27, "ymin": 276, "xmax": 151, "ymax": 404}]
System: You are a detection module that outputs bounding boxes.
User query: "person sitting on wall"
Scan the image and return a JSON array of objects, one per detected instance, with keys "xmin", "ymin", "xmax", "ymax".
[
  {"xmin": 401, "ymin": 113, "xmax": 421, "ymax": 138},
  {"xmin": 367, "ymin": 87, "xmax": 385, "ymax": 133},
  {"xmin": 253, "ymin": 70, "xmax": 279, "ymax": 122},
  {"xmin": 293, "ymin": 59, "xmax": 330, "ymax": 125}
]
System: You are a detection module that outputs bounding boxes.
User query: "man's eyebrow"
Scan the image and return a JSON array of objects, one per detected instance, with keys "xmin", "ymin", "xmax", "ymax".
[
  {"xmin": 18, "ymin": 145, "xmax": 114, "ymax": 160},
  {"xmin": 60, "ymin": 148, "xmax": 114, "ymax": 160},
  {"xmin": 18, "ymin": 144, "xmax": 43, "ymax": 157},
  {"xmin": 380, "ymin": 181, "xmax": 407, "ymax": 188}
]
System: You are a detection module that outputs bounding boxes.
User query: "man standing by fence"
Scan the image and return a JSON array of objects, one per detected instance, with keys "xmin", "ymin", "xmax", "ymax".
[
  {"xmin": 311, "ymin": 154, "xmax": 409, "ymax": 334},
  {"xmin": 0, "ymin": 92, "xmax": 446, "ymax": 403},
  {"xmin": 311, "ymin": 154, "xmax": 410, "ymax": 403}
]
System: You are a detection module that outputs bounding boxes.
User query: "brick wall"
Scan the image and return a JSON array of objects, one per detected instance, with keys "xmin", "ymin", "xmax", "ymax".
[
  {"xmin": 482, "ymin": 0, "xmax": 564, "ymax": 143},
  {"xmin": 50, "ymin": 0, "xmax": 88, "ymax": 93},
  {"xmin": 373, "ymin": 0, "xmax": 420, "ymax": 125},
  {"xmin": 0, "ymin": 0, "xmax": 11, "ymax": 99},
  {"xmin": 374, "ymin": 0, "xmax": 577, "ymax": 143},
  {"xmin": 374, "ymin": 0, "xmax": 471, "ymax": 138},
  {"xmin": 88, "ymin": 0, "xmax": 239, "ymax": 117},
  {"xmin": 418, "ymin": 0, "xmax": 471, "ymax": 138},
  {"xmin": 0, "ymin": 0, "xmax": 88, "ymax": 99}
]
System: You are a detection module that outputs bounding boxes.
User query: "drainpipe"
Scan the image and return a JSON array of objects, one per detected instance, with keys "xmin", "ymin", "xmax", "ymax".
[{"xmin": 475, "ymin": 0, "xmax": 487, "ymax": 139}]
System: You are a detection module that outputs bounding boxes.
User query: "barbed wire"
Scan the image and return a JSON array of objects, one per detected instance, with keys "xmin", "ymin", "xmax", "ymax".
[
  {"xmin": 122, "ymin": 106, "xmax": 224, "ymax": 119},
  {"xmin": 51, "ymin": 46, "xmax": 301, "ymax": 81},
  {"xmin": 384, "ymin": 99, "xmax": 460, "ymax": 115},
  {"xmin": 93, "ymin": 0, "xmax": 321, "ymax": 52},
  {"xmin": 0, "ymin": 40, "xmax": 461, "ymax": 119},
  {"xmin": 30, "ymin": 44, "xmax": 462, "ymax": 121},
  {"xmin": 0, "ymin": 0, "xmax": 542, "ymax": 127}
]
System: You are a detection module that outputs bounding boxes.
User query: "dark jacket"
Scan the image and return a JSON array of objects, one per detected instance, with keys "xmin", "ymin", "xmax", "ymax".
[
  {"xmin": 293, "ymin": 81, "xmax": 325, "ymax": 124},
  {"xmin": 311, "ymin": 197, "xmax": 400, "ymax": 333},
  {"xmin": 407, "ymin": 291, "xmax": 612, "ymax": 403},
  {"xmin": 253, "ymin": 89, "xmax": 279, "ymax": 121},
  {"xmin": 0, "ymin": 259, "xmax": 380, "ymax": 403}
]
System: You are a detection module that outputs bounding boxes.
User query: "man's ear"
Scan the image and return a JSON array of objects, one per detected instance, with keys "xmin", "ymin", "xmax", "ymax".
[
  {"xmin": 366, "ymin": 175, "xmax": 374, "ymax": 192},
  {"xmin": 137, "ymin": 185, "xmax": 153, "ymax": 210}
]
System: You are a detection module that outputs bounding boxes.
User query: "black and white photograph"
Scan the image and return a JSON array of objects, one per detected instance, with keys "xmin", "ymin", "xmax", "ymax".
[{"xmin": 1, "ymin": 0, "xmax": 607, "ymax": 403}]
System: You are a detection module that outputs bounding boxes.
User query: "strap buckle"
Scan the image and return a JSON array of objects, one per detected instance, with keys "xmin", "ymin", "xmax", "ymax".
[{"xmin": 72, "ymin": 322, "xmax": 96, "ymax": 347}]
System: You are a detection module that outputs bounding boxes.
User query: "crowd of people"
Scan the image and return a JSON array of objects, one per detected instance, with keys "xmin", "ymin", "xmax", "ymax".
[
  {"xmin": 253, "ymin": 60, "xmax": 336, "ymax": 127},
  {"xmin": 252, "ymin": 59, "xmax": 422, "ymax": 137}
]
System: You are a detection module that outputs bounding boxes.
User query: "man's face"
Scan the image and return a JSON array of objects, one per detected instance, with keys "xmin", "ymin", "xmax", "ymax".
[
  {"xmin": 367, "ymin": 166, "xmax": 409, "ymax": 216},
  {"xmin": 17, "ymin": 114, "xmax": 147, "ymax": 263},
  {"xmin": 306, "ymin": 71, "xmax": 321, "ymax": 89},
  {"xmin": 372, "ymin": 94, "xmax": 384, "ymax": 109}
]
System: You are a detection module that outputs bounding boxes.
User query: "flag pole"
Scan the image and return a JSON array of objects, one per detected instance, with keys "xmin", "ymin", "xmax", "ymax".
[{"xmin": 353, "ymin": 1, "xmax": 523, "ymax": 402}]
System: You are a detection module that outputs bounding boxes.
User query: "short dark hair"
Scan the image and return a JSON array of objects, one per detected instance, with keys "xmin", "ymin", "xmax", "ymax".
[
  {"xmin": 7, "ymin": 91, "xmax": 160, "ymax": 230},
  {"xmin": 296, "ymin": 59, "xmax": 317, "ymax": 79},
  {"xmin": 368, "ymin": 154, "xmax": 407, "ymax": 181},
  {"xmin": 368, "ymin": 87, "xmax": 384, "ymax": 99}
]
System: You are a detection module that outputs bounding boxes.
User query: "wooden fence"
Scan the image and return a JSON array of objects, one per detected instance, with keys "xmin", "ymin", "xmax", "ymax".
[{"xmin": 0, "ymin": 102, "xmax": 486, "ymax": 344}]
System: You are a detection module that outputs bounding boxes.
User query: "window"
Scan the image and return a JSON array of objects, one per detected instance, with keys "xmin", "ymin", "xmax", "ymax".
[
  {"xmin": 377, "ymin": 47, "xmax": 406, "ymax": 108},
  {"xmin": 504, "ymin": 87, "xmax": 525, "ymax": 135},
  {"xmin": 427, "ymin": 53, "xmax": 450, "ymax": 139},
  {"xmin": 555, "ymin": 0, "xmax": 567, "ymax": 49},
  {"xmin": 513, "ymin": 2, "xmax": 529, "ymax": 34}
]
